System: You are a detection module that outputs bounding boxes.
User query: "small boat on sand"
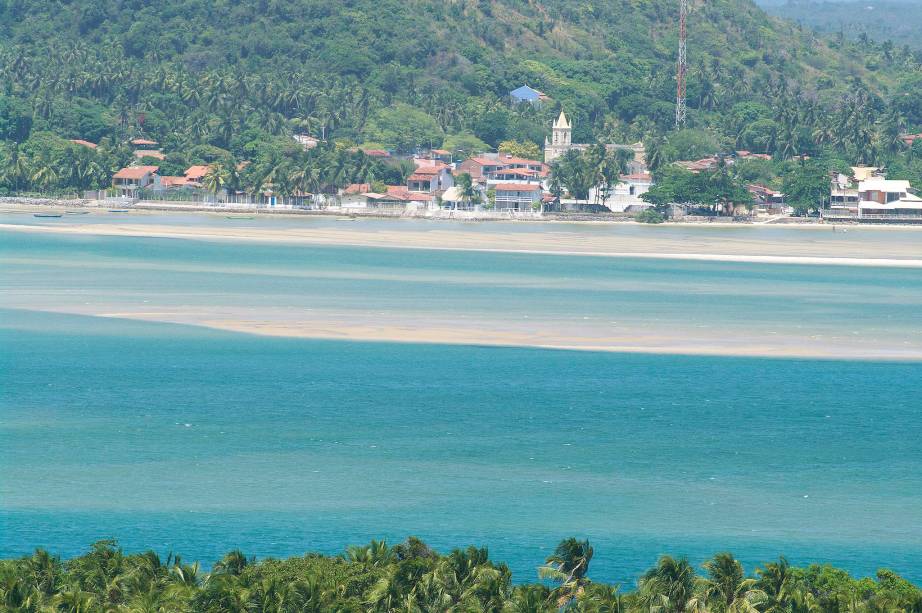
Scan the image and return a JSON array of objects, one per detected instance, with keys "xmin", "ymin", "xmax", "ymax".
[
  {"xmin": 33, "ymin": 213, "xmax": 63, "ymax": 218},
  {"xmin": 108, "ymin": 209, "xmax": 129, "ymax": 213},
  {"xmin": 225, "ymin": 215, "xmax": 256, "ymax": 220},
  {"xmin": 65, "ymin": 210, "xmax": 90, "ymax": 215}
]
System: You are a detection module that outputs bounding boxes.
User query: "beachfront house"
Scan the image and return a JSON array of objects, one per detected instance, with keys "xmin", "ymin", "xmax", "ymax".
[
  {"xmin": 587, "ymin": 173, "xmax": 655, "ymax": 213},
  {"xmin": 856, "ymin": 179, "xmax": 922, "ymax": 219},
  {"xmin": 184, "ymin": 165, "xmax": 210, "ymax": 185},
  {"xmin": 112, "ymin": 166, "xmax": 159, "ymax": 197},
  {"xmin": 493, "ymin": 183, "xmax": 543, "ymax": 211},
  {"xmin": 747, "ymin": 183, "xmax": 786, "ymax": 213},
  {"xmin": 407, "ymin": 161, "xmax": 454, "ymax": 193}
]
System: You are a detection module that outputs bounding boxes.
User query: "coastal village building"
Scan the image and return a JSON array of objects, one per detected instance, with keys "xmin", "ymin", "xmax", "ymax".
[
  {"xmin": 293, "ymin": 134, "xmax": 320, "ymax": 149},
  {"xmin": 184, "ymin": 165, "xmax": 210, "ymax": 183},
  {"xmin": 747, "ymin": 184, "xmax": 786, "ymax": 213},
  {"xmin": 830, "ymin": 166, "xmax": 882, "ymax": 212},
  {"xmin": 459, "ymin": 156, "xmax": 510, "ymax": 180},
  {"xmin": 857, "ymin": 178, "xmax": 922, "ymax": 218},
  {"xmin": 543, "ymin": 111, "xmax": 645, "ymax": 171},
  {"xmin": 584, "ymin": 172, "xmax": 654, "ymax": 212},
  {"xmin": 133, "ymin": 149, "xmax": 165, "ymax": 160},
  {"xmin": 494, "ymin": 183, "xmax": 543, "ymax": 211},
  {"xmin": 407, "ymin": 160, "xmax": 454, "ymax": 193},
  {"xmin": 112, "ymin": 166, "xmax": 159, "ymax": 197}
]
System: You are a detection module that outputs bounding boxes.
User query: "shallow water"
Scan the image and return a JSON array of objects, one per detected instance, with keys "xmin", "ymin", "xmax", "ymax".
[{"xmin": 1, "ymin": 226, "xmax": 921, "ymax": 583}]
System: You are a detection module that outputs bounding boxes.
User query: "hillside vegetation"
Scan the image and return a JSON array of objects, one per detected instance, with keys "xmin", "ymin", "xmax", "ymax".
[{"xmin": 1, "ymin": 0, "xmax": 921, "ymax": 195}]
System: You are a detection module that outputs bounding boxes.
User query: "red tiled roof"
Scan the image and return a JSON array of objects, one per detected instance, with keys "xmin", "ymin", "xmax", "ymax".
[
  {"xmin": 160, "ymin": 176, "xmax": 192, "ymax": 187},
  {"xmin": 184, "ymin": 165, "xmax": 210, "ymax": 180},
  {"xmin": 131, "ymin": 138, "xmax": 158, "ymax": 146},
  {"xmin": 494, "ymin": 183, "xmax": 542, "ymax": 191},
  {"xmin": 70, "ymin": 139, "xmax": 97, "ymax": 149},
  {"xmin": 344, "ymin": 183, "xmax": 371, "ymax": 195},
  {"xmin": 134, "ymin": 149, "xmax": 165, "ymax": 160},
  {"xmin": 362, "ymin": 149, "xmax": 391, "ymax": 157},
  {"xmin": 113, "ymin": 166, "xmax": 159, "ymax": 180},
  {"xmin": 431, "ymin": 149, "xmax": 450, "ymax": 155},
  {"xmin": 386, "ymin": 186, "xmax": 433, "ymax": 202},
  {"xmin": 408, "ymin": 173, "xmax": 434, "ymax": 182}
]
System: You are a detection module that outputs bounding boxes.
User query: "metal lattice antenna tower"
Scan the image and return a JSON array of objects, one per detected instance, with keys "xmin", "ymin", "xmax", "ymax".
[{"xmin": 676, "ymin": 0, "xmax": 688, "ymax": 127}]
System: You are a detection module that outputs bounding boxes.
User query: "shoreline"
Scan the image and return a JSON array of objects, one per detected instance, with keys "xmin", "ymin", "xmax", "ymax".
[
  {"xmin": 3, "ymin": 220, "xmax": 922, "ymax": 268},
  {"xmin": 5, "ymin": 198, "xmax": 922, "ymax": 230}
]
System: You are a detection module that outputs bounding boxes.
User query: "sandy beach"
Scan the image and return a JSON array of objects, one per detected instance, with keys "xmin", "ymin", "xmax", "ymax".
[{"xmin": 2, "ymin": 215, "xmax": 922, "ymax": 266}]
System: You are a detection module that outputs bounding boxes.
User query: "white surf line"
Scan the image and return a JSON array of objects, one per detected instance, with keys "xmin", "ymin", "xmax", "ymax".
[{"xmin": 3, "ymin": 222, "xmax": 922, "ymax": 268}]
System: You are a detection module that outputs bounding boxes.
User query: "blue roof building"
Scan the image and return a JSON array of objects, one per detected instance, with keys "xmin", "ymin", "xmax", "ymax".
[{"xmin": 509, "ymin": 85, "xmax": 549, "ymax": 105}]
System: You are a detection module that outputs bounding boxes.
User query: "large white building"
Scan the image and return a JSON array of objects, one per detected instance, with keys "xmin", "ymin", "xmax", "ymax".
[{"xmin": 857, "ymin": 178, "xmax": 922, "ymax": 218}]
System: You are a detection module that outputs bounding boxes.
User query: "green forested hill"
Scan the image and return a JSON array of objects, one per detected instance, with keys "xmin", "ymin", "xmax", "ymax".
[
  {"xmin": 761, "ymin": 0, "xmax": 922, "ymax": 51},
  {"xmin": 0, "ymin": 0, "xmax": 921, "ymax": 194}
]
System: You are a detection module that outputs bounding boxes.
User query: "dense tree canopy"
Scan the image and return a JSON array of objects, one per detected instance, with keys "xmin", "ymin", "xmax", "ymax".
[{"xmin": 1, "ymin": 539, "xmax": 920, "ymax": 612}]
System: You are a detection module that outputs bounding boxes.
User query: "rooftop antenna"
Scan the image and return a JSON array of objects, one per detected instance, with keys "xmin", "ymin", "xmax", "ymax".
[{"xmin": 676, "ymin": 0, "xmax": 688, "ymax": 128}]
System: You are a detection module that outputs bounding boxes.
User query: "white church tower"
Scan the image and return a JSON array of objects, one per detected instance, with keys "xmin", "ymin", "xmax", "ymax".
[
  {"xmin": 552, "ymin": 111, "xmax": 571, "ymax": 146},
  {"xmin": 545, "ymin": 111, "xmax": 572, "ymax": 163}
]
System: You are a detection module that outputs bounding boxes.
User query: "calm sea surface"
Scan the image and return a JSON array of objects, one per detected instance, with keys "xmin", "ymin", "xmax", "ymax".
[{"xmin": 2, "ymin": 220, "xmax": 921, "ymax": 584}]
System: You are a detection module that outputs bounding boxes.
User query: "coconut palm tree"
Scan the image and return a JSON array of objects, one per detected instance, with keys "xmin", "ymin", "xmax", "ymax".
[
  {"xmin": 202, "ymin": 165, "xmax": 228, "ymax": 201},
  {"xmin": 701, "ymin": 553, "xmax": 767, "ymax": 613},
  {"xmin": 455, "ymin": 172, "xmax": 479, "ymax": 209},
  {"xmin": 539, "ymin": 538, "xmax": 594, "ymax": 608},
  {"xmin": 213, "ymin": 550, "xmax": 249, "ymax": 577},
  {"xmin": 345, "ymin": 540, "xmax": 395, "ymax": 568},
  {"xmin": 756, "ymin": 557, "xmax": 795, "ymax": 613},
  {"xmin": 639, "ymin": 556, "xmax": 706, "ymax": 613}
]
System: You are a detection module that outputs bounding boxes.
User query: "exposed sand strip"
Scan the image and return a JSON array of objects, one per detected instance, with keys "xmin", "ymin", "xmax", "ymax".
[
  {"xmin": 3, "ymin": 222, "xmax": 922, "ymax": 267},
  {"xmin": 19, "ymin": 305, "xmax": 922, "ymax": 361}
]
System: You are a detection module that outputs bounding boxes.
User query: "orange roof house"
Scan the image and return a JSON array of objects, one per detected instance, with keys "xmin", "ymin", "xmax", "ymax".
[
  {"xmin": 160, "ymin": 176, "xmax": 192, "ymax": 188},
  {"xmin": 343, "ymin": 183, "xmax": 372, "ymax": 195},
  {"xmin": 184, "ymin": 165, "xmax": 210, "ymax": 181},
  {"xmin": 113, "ymin": 166, "xmax": 159, "ymax": 180}
]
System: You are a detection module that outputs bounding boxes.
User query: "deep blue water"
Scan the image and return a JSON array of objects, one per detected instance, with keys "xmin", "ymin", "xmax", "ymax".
[{"xmin": 2, "ymin": 309, "xmax": 921, "ymax": 584}]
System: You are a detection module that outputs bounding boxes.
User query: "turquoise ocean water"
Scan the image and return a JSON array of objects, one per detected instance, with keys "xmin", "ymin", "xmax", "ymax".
[{"xmin": 2, "ymin": 219, "xmax": 922, "ymax": 584}]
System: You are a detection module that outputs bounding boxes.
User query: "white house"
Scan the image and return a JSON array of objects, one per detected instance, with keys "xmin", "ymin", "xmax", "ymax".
[
  {"xmin": 407, "ymin": 161, "xmax": 454, "ymax": 193},
  {"xmin": 493, "ymin": 183, "xmax": 543, "ymax": 211},
  {"xmin": 588, "ymin": 173, "xmax": 654, "ymax": 212},
  {"xmin": 857, "ymin": 179, "xmax": 922, "ymax": 218},
  {"xmin": 112, "ymin": 165, "xmax": 159, "ymax": 197}
]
